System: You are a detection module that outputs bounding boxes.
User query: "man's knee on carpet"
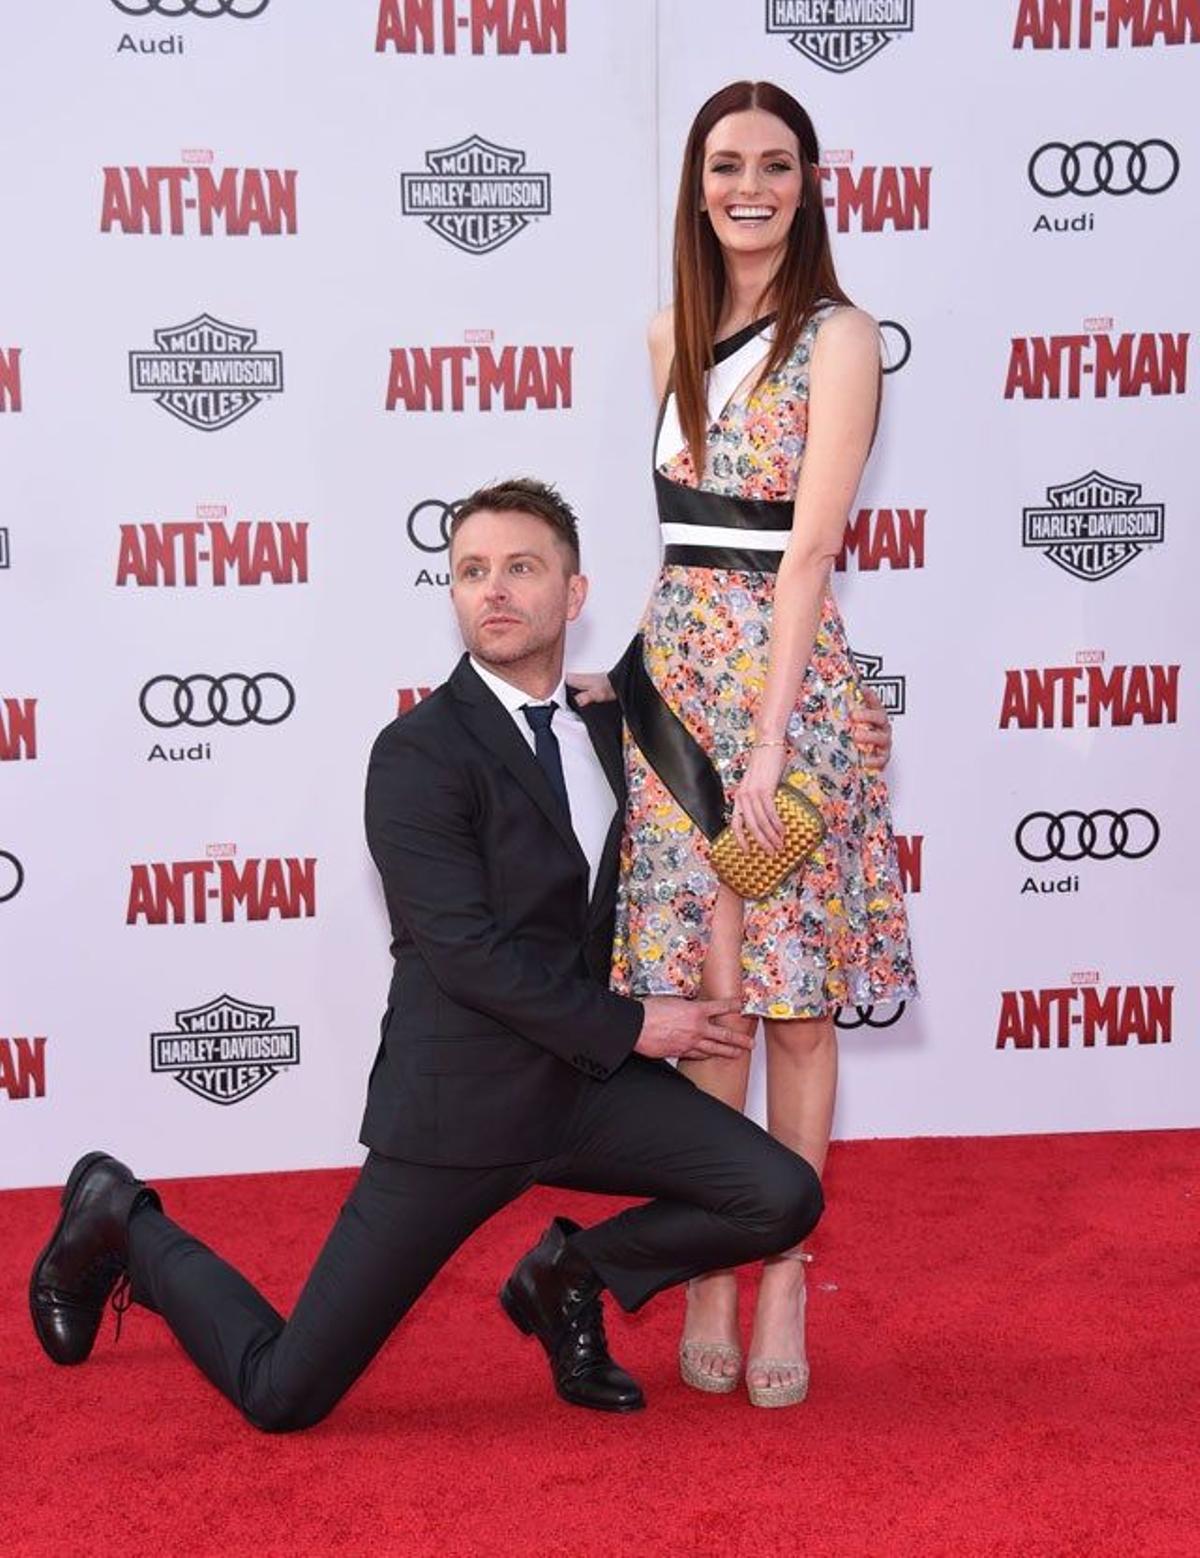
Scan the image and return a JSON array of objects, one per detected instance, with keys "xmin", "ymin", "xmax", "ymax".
[
  {"xmin": 738, "ymin": 1146, "xmax": 824, "ymax": 1255},
  {"xmin": 242, "ymin": 1372, "xmax": 342, "ymax": 1434},
  {"xmin": 245, "ymin": 1397, "xmax": 334, "ymax": 1434}
]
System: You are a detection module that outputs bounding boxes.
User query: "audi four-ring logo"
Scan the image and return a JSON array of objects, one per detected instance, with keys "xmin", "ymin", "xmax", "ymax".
[
  {"xmin": 1028, "ymin": 140, "xmax": 1180, "ymax": 198},
  {"xmin": 878, "ymin": 320, "xmax": 911, "ymax": 375},
  {"xmin": 0, "ymin": 850, "xmax": 24, "ymax": 904},
  {"xmin": 834, "ymin": 1002, "xmax": 907, "ymax": 1030},
  {"xmin": 139, "ymin": 674, "xmax": 296, "ymax": 729},
  {"xmin": 407, "ymin": 498, "xmax": 462, "ymax": 555},
  {"xmin": 111, "ymin": 0, "xmax": 271, "ymax": 16},
  {"xmin": 1015, "ymin": 809, "xmax": 1160, "ymax": 862}
]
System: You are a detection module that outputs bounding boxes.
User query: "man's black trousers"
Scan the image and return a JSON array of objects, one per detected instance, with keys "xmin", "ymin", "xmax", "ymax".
[{"xmin": 128, "ymin": 1057, "xmax": 822, "ymax": 1432}]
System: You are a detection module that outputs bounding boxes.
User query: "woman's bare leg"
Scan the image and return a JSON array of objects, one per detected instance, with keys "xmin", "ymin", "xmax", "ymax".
[
  {"xmin": 675, "ymin": 884, "xmax": 755, "ymax": 1383},
  {"xmin": 762, "ymin": 1015, "xmax": 837, "ymax": 1174},
  {"xmin": 678, "ymin": 884, "xmax": 754, "ymax": 1110},
  {"xmin": 747, "ymin": 1015, "xmax": 838, "ymax": 1394}
]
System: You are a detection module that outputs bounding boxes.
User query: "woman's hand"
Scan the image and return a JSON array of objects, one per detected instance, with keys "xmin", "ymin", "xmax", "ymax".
[
  {"xmin": 851, "ymin": 686, "xmax": 892, "ymax": 772},
  {"xmin": 731, "ymin": 743, "xmax": 789, "ymax": 854},
  {"xmin": 567, "ymin": 672, "xmax": 616, "ymax": 707}
]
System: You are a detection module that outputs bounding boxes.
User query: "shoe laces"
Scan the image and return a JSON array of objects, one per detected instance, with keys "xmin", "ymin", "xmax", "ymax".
[
  {"xmin": 110, "ymin": 1273, "xmax": 132, "ymax": 1343},
  {"xmin": 565, "ymin": 1286, "xmax": 607, "ymax": 1359}
]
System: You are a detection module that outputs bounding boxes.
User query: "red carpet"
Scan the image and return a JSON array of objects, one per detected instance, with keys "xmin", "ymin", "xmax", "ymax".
[{"xmin": 5, "ymin": 1131, "xmax": 1198, "ymax": 1558}]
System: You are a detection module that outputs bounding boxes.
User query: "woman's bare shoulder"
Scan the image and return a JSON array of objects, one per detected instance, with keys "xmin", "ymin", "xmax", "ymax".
[
  {"xmin": 811, "ymin": 305, "xmax": 881, "ymax": 372},
  {"xmin": 647, "ymin": 304, "xmax": 674, "ymax": 350},
  {"xmin": 647, "ymin": 305, "xmax": 674, "ymax": 397},
  {"xmin": 810, "ymin": 303, "xmax": 878, "ymax": 353},
  {"xmin": 816, "ymin": 305, "xmax": 878, "ymax": 347}
]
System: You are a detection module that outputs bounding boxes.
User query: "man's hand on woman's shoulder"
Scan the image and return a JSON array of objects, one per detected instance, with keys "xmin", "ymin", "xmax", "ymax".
[{"xmin": 566, "ymin": 671, "xmax": 616, "ymax": 708}]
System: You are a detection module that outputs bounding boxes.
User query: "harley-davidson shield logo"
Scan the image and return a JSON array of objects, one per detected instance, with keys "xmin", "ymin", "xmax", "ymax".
[
  {"xmin": 765, "ymin": 0, "xmax": 914, "ymax": 73},
  {"xmin": 851, "ymin": 650, "xmax": 907, "ymax": 715},
  {"xmin": 129, "ymin": 313, "xmax": 284, "ymax": 431},
  {"xmin": 150, "ymin": 992, "xmax": 300, "ymax": 1105},
  {"xmin": 400, "ymin": 134, "xmax": 551, "ymax": 254},
  {"xmin": 1022, "ymin": 471, "xmax": 1165, "ymax": 581}
]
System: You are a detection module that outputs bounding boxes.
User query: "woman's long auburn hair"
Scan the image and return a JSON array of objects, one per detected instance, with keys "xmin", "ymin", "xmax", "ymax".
[{"xmin": 671, "ymin": 80, "xmax": 851, "ymax": 472}]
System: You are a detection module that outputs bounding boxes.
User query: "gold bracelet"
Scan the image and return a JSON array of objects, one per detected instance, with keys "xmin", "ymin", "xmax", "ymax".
[{"xmin": 753, "ymin": 738, "xmax": 789, "ymax": 750}]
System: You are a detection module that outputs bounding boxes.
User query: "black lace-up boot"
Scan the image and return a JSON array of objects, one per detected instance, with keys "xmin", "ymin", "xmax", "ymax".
[{"xmin": 500, "ymin": 1216, "xmax": 644, "ymax": 1413}]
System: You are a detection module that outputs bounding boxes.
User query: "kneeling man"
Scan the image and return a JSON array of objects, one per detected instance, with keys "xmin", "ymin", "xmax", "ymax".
[{"xmin": 31, "ymin": 479, "xmax": 826, "ymax": 1429}]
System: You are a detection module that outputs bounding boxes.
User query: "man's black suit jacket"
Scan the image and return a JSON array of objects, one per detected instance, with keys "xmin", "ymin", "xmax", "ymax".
[{"xmin": 361, "ymin": 655, "xmax": 646, "ymax": 1166}]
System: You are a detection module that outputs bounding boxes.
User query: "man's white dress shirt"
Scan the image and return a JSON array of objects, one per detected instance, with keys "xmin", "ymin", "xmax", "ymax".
[{"xmin": 469, "ymin": 658, "xmax": 617, "ymax": 895}]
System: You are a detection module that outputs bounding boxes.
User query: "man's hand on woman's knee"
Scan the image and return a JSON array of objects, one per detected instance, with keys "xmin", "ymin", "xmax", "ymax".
[{"xmin": 635, "ymin": 997, "xmax": 751, "ymax": 1062}]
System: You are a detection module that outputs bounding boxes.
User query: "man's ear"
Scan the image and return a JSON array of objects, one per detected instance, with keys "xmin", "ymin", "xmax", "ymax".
[{"xmin": 566, "ymin": 572, "xmax": 588, "ymax": 622}]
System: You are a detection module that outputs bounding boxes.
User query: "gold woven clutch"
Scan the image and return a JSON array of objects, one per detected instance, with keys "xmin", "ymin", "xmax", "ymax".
[{"xmin": 710, "ymin": 773, "xmax": 825, "ymax": 900}]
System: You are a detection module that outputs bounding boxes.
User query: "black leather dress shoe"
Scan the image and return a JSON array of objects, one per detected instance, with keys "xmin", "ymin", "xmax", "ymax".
[
  {"xmin": 29, "ymin": 1150, "xmax": 161, "ymax": 1366},
  {"xmin": 500, "ymin": 1216, "xmax": 645, "ymax": 1413}
]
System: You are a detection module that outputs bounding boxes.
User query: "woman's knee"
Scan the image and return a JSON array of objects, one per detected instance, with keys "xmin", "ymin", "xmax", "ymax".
[{"xmin": 764, "ymin": 1015, "xmax": 836, "ymax": 1059}]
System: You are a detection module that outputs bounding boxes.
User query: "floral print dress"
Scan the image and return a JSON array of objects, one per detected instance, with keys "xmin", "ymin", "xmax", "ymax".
[{"xmin": 610, "ymin": 307, "xmax": 917, "ymax": 1019}]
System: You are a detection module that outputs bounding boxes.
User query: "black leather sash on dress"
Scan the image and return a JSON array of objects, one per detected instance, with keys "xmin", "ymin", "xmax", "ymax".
[
  {"xmin": 662, "ymin": 543, "xmax": 785, "ymax": 572},
  {"xmin": 653, "ymin": 470, "xmax": 794, "ymax": 532},
  {"xmin": 609, "ymin": 634, "xmax": 726, "ymax": 842},
  {"xmin": 654, "ymin": 471, "xmax": 792, "ymax": 574}
]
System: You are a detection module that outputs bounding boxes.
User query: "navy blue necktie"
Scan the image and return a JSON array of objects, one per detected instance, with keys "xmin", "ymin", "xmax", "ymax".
[{"xmin": 521, "ymin": 702, "xmax": 571, "ymax": 820}]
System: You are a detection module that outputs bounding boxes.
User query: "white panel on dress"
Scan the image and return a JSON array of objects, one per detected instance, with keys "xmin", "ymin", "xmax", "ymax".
[{"xmin": 656, "ymin": 326, "xmax": 776, "ymax": 469}]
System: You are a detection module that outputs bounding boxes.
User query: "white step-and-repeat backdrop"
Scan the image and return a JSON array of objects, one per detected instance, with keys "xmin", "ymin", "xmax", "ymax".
[{"xmin": 2, "ymin": 1, "xmax": 1194, "ymax": 1189}]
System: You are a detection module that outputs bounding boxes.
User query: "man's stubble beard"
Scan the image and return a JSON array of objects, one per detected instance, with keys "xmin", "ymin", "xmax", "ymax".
[{"xmin": 463, "ymin": 616, "xmax": 564, "ymax": 673}]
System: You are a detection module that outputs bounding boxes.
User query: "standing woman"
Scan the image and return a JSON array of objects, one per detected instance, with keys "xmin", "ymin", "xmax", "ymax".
[{"xmin": 603, "ymin": 80, "xmax": 917, "ymax": 1407}]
